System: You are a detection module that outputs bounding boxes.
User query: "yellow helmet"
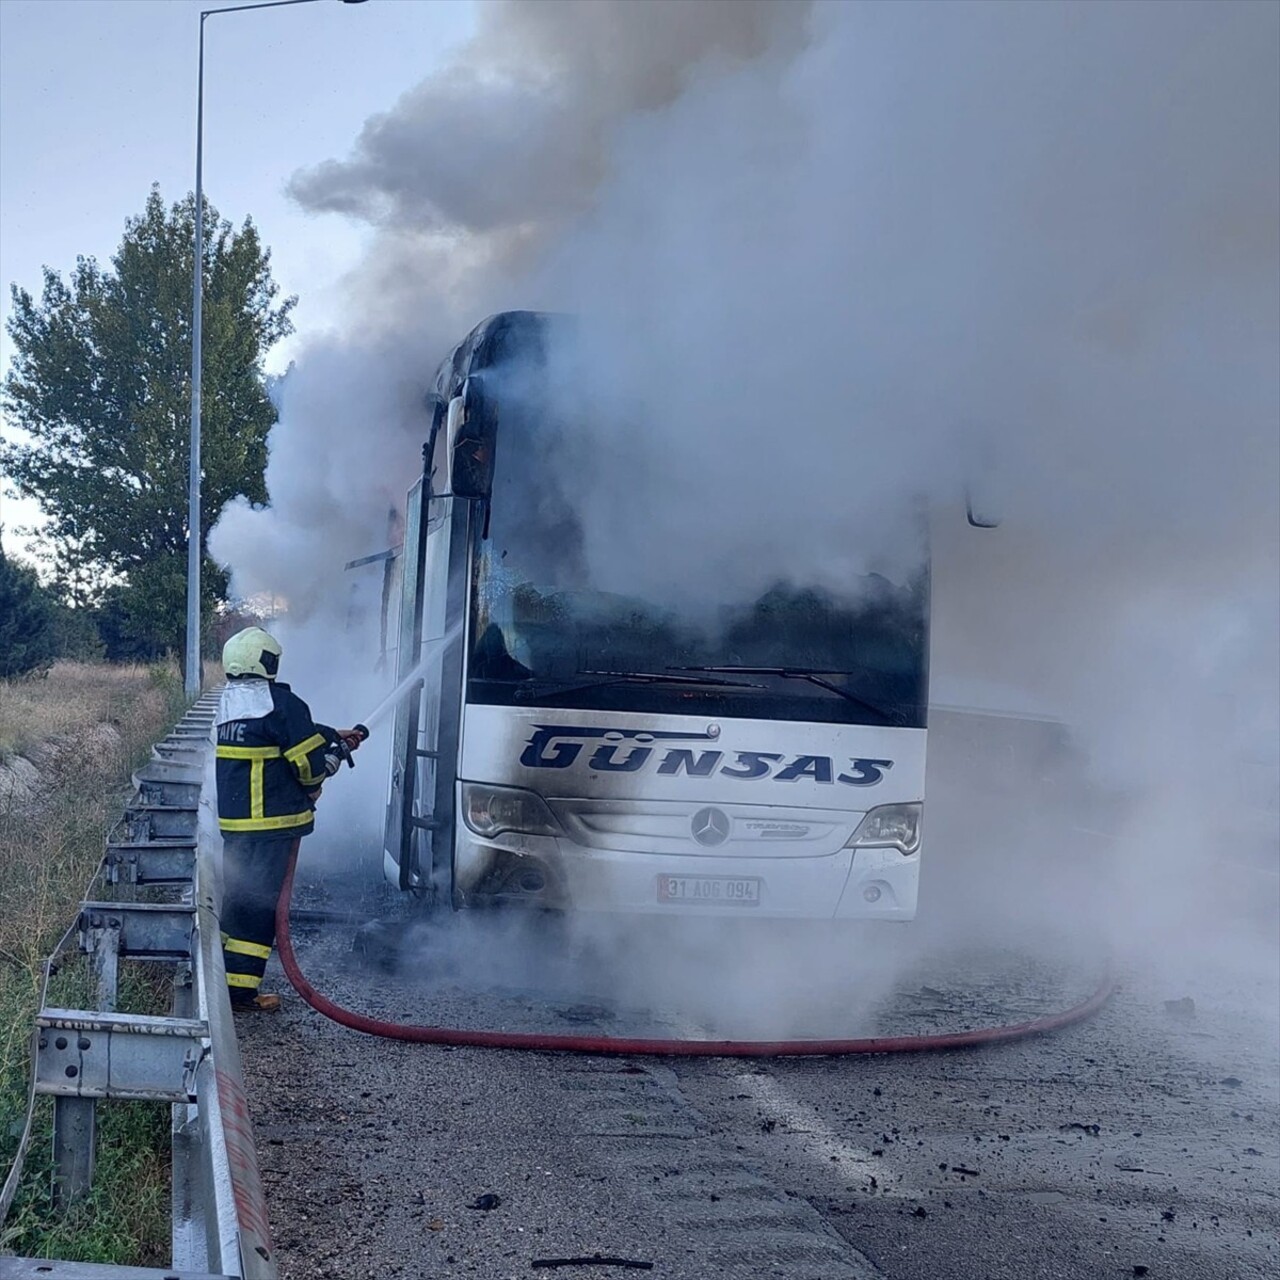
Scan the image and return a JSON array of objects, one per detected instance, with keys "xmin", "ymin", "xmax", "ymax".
[{"xmin": 222, "ymin": 626, "xmax": 282, "ymax": 680}]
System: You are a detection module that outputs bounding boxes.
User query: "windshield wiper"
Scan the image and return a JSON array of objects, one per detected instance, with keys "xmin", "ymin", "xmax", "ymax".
[
  {"xmin": 667, "ymin": 665, "xmax": 903, "ymax": 725},
  {"xmin": 580, "ymin": 669, "xmax": 764, "ymax": 688},
  {"xmin": 511, "ymin": 669, "xmax": 764, "ymax": 703}
]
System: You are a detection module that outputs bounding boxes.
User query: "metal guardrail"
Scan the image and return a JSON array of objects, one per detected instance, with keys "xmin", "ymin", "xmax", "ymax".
[{"xmin": 1, "ymin": 692, "xmax": 276, "ymax": 1280}]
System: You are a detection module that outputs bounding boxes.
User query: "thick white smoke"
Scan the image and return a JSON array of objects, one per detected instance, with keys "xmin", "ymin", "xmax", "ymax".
[
  {"xmin": 209, "ymin": 0, "xmax": 812, "ymax": 655},
  {"xmin": 210, "ymin": 0, "xmax": 1278, "ymax": 1016}
]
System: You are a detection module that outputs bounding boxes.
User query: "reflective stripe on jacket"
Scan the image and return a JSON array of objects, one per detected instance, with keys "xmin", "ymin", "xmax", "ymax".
[{"xmin": 215, "ymin": 679, "xmax": 336, "ymax": 835}]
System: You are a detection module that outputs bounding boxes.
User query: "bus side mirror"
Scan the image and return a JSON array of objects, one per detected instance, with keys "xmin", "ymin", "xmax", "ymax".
[
  {"xmin": 961, "ymin": 427, "xmax": 1002, "ymax": 528},
  {"xmin": 451, "ymin": 375, "xmax": 497, "ymax": 500},
  {"xmin": 965, "ymin": 484, "xmax": 1001, "ymax": 529},
  {"xmin": 965, "ymin": 496, "xmax": 1001, "ymax": 528}
]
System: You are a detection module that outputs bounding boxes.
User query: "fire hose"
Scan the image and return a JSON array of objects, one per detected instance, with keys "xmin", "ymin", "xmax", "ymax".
[{"xmin": 274, "ymin": 842, "xmax": 1117, "ymax": 1056}]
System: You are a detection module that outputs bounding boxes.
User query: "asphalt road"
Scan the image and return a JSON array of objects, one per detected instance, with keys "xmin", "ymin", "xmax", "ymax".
[
  {"xmin": 237, "ymin": 904, "xmax": 1277, "ymax": 1280},
  {"xmin": 236, "ymin": 710, "xmax": 1277, "ymax": 1279}
]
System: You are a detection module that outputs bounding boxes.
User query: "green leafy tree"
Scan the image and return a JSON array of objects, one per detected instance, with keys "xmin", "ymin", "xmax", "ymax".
[
  {"xmin": 0, "ymin": 546, "xmax": 57, "ymax": 678},
  {"xmin": 0, "ymin": 186, "xmax": 294, "ymax": 672},
  {"xmin": 96, "ymin": 579, "xmax": 177, "ymax": 663},
  {"xmin": 48, "ymin": 600, "xmax": 104, "ymax": 662}
]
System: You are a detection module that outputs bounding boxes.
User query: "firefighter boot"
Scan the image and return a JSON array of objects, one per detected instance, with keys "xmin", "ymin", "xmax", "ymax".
[{"xmin": 231, "ymin": 993, "xmax": 282, "ymax": 1013}]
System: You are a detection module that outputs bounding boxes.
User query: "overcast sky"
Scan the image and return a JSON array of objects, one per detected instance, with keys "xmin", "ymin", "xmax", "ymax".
[{"xmin": 0, "ymin": 0, "xmax": 475, "ymax": 558}]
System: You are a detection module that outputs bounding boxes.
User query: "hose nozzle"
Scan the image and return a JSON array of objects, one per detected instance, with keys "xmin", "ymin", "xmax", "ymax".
[{"xmin": 329, "ymin": 724, "xmax": 372, "ymax": 773}]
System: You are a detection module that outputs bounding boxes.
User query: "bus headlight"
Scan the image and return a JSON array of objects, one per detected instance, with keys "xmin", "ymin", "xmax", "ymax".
[
  {"xmin": 462, "ymin": 783, "xmax": 561, "ymax": 839},
  {"xmin": 847, "ymin": 803, "xmax": 922, "ymax": 856}
]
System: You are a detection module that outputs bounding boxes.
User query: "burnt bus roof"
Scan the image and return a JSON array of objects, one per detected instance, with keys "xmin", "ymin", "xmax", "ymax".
[{"xmin": 430, "ymin": 310, "xmax": 558, "ymax": 404}]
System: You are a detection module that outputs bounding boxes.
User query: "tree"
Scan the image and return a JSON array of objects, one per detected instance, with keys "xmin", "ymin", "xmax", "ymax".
[
  {"xmin": 48, "ymin": 600, "xmax": 104, "ymax": 662},
  {"xmin": 0, "ymin": 546, "xmax": 57, "ymax": 678},
  {"xmin": 95, "ymin": 582, "xmax": 169, "ymax": 663},
  {"xmin": 0, "ymin": 187, "xmax": 294, "ymax": 672}
]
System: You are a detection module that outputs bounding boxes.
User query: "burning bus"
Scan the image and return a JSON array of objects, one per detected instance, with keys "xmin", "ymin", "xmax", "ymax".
[{"xmin": 382, "ymin": 310, "xmax": 974, "ymax": 921}]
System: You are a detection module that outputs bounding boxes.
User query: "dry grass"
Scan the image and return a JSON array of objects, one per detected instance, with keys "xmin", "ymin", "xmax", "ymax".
[
  {"xmin": 0, "ymin": 661, "xmax": 172, "ymax": 763},
  {"xmin": 0, "ymin": 661, "xmax": 186, "ymax": 1263}
]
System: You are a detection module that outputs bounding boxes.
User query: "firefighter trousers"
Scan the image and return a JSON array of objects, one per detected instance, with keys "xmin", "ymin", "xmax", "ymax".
[{"xmin": 219, "ymin": 834, "xmax": 299, "ymax": 1002}]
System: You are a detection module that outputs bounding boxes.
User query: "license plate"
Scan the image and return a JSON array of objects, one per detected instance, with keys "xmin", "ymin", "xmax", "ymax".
[{"xmin": 656, "ymin": 874, "xmax": 762, "ymax": 906}]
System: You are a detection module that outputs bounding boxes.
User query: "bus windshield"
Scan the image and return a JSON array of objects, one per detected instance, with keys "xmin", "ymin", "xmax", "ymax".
[{"xmin": 465, "ymin": 379, "xmax": 927, "ymax": 728}]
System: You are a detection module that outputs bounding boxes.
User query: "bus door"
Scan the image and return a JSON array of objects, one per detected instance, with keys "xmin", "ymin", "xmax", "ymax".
[{"xmin": 387, "ymin": 414, "xmax": 469, "ymax": 900}]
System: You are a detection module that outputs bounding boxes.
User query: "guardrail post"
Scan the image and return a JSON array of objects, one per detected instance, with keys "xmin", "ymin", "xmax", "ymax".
[
  {"xmin": 51, "ymin": 911, "xmax": 122, "ymax": 1209},
  {"xmin": 89, "ymin": 916, "xmax": 121, "ymax": 1012},
  {"xmin": 51, "ymin": 1098, "xmax": 95, "ymax": 1211}
]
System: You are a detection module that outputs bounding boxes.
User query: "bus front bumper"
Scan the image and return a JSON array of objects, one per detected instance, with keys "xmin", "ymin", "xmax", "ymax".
[{"xmin": 453, "ymin": 832, "xmax": 920, "ymax": 921}]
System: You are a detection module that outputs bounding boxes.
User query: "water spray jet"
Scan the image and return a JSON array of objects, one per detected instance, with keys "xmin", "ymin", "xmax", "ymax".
[{"xmin": 352, "ymin": 625, "xmax": 464, "ymax": 731}]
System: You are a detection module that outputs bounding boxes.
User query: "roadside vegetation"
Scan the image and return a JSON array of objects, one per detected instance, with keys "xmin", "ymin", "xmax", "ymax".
[
  {"xmin": 0, "ymin": 660, "xmax": 187, "ymax": 1264},
  {"xmin": 0, "ymin": 180, "xmax": 282, "ymax": 1264},
  {"xmin": 1, "ymin": 187, "xmax": 292, "ymax": 675}
]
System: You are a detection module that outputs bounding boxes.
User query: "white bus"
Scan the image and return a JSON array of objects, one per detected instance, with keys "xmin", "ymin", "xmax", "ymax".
[{"xmin": 384, "ymin": 311, "xmax": 976, "ymax": 921}]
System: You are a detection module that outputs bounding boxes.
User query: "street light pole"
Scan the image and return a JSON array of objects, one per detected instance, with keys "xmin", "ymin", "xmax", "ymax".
[
  {"xmin": 186, "ymin": 0, "xmax": 369, "ymax": 698},
  {"xmin": 186, "ymin": 17, "xmax": 206, "ymax": 698}
]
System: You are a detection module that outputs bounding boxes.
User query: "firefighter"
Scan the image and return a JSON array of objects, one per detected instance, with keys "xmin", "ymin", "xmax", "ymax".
[{"xmin": 215, "ymin": 626, "xmax": 363, "ymax": 1012}]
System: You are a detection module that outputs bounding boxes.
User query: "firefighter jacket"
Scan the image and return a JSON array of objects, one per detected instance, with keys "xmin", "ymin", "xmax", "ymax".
[{"xmin": 215, "ymin": 678, "xmax": 337, "ymax": 836}]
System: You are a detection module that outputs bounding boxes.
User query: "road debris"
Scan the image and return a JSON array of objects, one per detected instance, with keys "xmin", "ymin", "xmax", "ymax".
[
  {"xmin": 558, "ymin": 1004, "xmax": 615, "ymax": 1023},
  {"xmin": 531, "ymin": 1257, "xmax": 655, "ymax": 1270},
  {"xmin": 1162, "ymin": 997, "xmax": 1195, "ymax": 1018},
  {"xmin": 468, "ymin": 1193, "xmax": 502, "ymax": 1210}
]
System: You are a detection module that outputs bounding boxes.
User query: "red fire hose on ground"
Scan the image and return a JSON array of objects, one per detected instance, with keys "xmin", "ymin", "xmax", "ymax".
[{"xmin": 274, "ymin": 843, "xmax": 1116, "ymax": 1057}]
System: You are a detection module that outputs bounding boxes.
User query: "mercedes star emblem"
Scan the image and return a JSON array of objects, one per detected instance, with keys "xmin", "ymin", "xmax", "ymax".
[{"xmin": 690, "ymin": 807, "xmax": 730, "ymax": 847}]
